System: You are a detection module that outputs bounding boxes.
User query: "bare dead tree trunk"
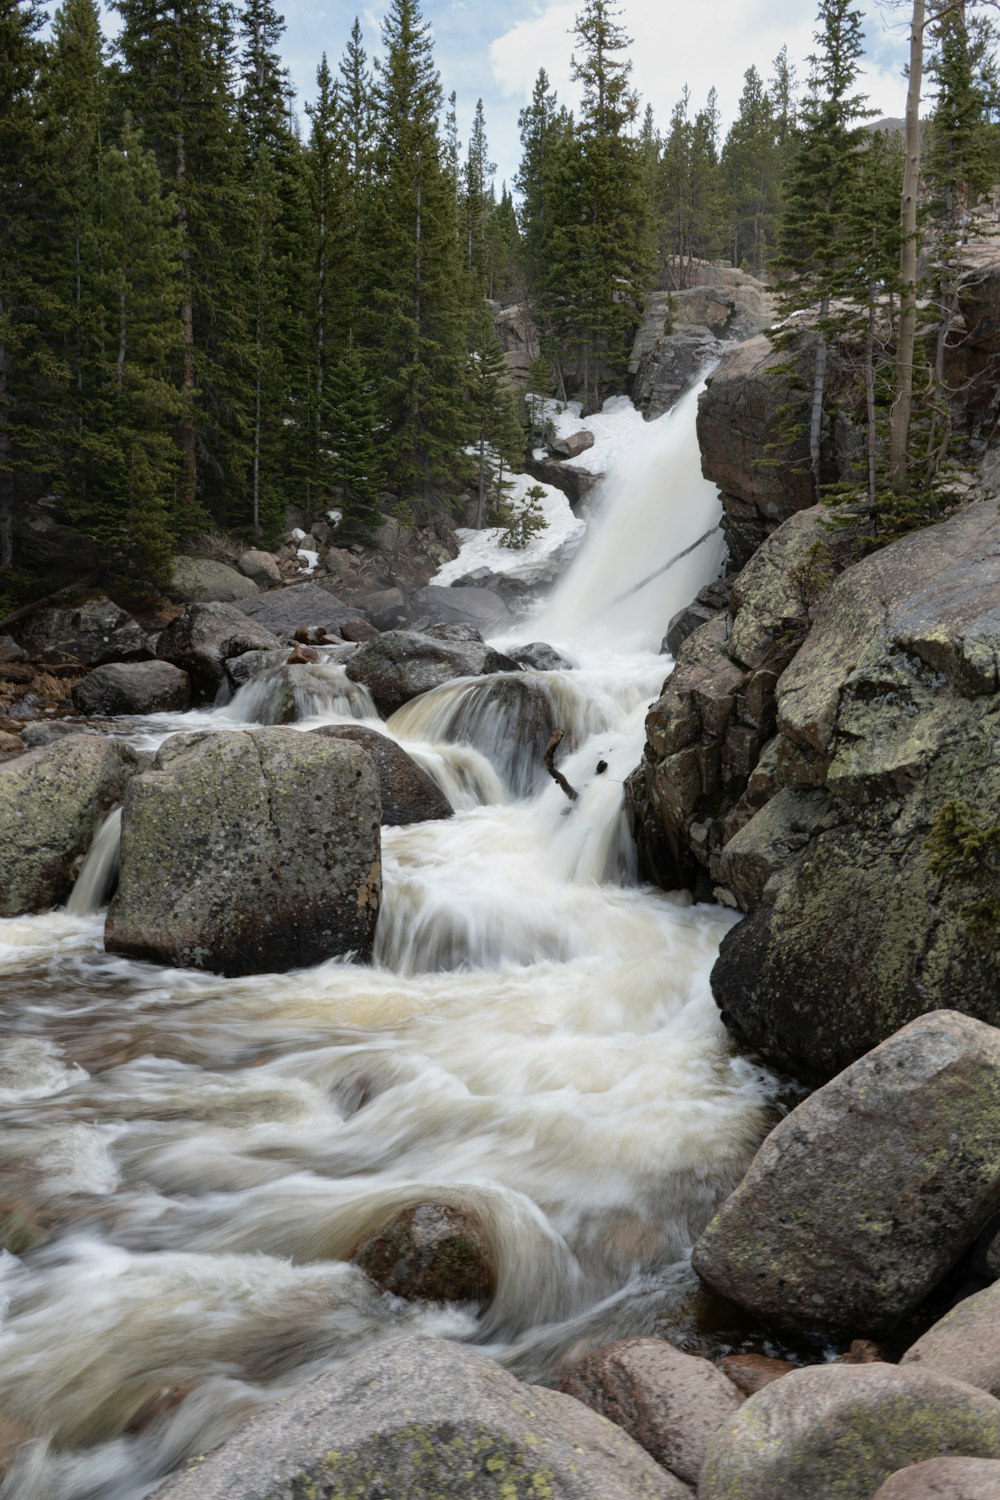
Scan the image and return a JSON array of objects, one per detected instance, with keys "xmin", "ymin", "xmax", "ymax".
[{"xmin": 544, "ymin": 730, "xmax": 578, "ymax": 803}]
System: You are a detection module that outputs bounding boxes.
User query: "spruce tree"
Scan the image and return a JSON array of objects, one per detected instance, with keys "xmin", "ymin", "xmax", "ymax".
[
  {"xmin": 463, "ymin": 99, "xmax": 496, "ymax": 281},
  {"xmin": 465, "ymin": 300, "xmax": 524, "ymax": 527},
  {"xmin": 483, "ymin": 185, "xmax": 523, "ymax": 304},
  {"xmin": 325, "ymin": 342, "xmax": 384, "ymax": 545},
  {"xmin": 721, "ymin": 67, "xmax": 777, "ymax": 272}
]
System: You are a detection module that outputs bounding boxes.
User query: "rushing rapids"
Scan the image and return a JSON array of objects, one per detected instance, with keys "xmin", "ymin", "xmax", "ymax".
[{"xmin": 0, "ymin": 385, "xmax": 775, "ymax": 1499}]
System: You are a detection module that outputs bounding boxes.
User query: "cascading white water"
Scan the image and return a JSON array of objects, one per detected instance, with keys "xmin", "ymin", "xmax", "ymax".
[
  {"xmin": 66, "ymin": 808, "xmax": 123, "ymax": 917},
  {"xmin": 0, "ymin": 389, "xmax": 775, "ymax": 1500}
]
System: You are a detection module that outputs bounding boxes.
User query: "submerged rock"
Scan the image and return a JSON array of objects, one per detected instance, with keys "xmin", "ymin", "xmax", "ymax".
[
  {"xmin": 105, "ymin": 729, "xmax": 381, "ymax": 976},
  {"xmin": 351, "ymin": 1202, "xmax": 495, "ymax": 1307},
  {"xmin": 691, "ymin": 1011, "xmax": 1000, "ymax": 1337},
  {"xmin": 71, "ymin": 661, "xmax": 191, "ymax": 717},
  {"xmin": 0, "ymin": 735, "xmax": 140, "ymax": 916},
  {"xmin": 149, "ymin": 1335, "xmax": 686, "ymax": 1499},
  {"xmin": 345, "ymin": 630, "xmax": 520, "ymax": 717},
  {"xmin": 310, "ymin": 724, "xmax": 452, "ymax": 826}
]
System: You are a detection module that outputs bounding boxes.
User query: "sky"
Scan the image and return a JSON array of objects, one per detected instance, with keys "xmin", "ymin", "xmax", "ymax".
[{"xmin": 277, "ymin": 0, "xmax": 914, "ymax": 189}]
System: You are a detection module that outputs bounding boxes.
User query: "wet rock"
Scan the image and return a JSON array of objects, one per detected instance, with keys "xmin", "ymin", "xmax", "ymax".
[
  {"xmin": 510, "ymin": 641, "xmax": 573, "ymax": 671},
  {"xmin": 352, "ymin": 1202, "xmax": 495, "ymax": 1307},
  {"xmin": 558, "ymin": 1337, "xmax": 741, "ymax": 1486},
  {"xmin": 155, "ymin": 603, "xmax": 282, "ymax": 701},
  {"xmin": 702, "ymin": 1363, "xmax": 1000, "ymax": 1500},
  {"xmin": 169, "ymin": 556, "xmax": 260, "ymax": 604},
  {"xmin": 0, "ymin": 731, "xmax": 23, "ymax": 760},
  {"xmin": 20, "ymin": 595, "xmax": 147, "ymax": 666},
  {"xmin": 149, "ymin": 1335, "xmax": 686, "ymax": 1500},
  {"xmin": 718, "ymin": 1352, "xmax": 797, "ymax": 1395},
  {"xmin": 873, "ymin": 1457, "xmax": 1000, "ymax": 1499},
  {"xmin": 902, "ymin": 1281, "xmax": 1000, "ymax": 1398},
  {"xmin": 235, "ymin": 549, "xmax": 282, "ymax": 588},
  {"xmin": 337, "ymin": 615, "xmax": 380, "ymax": 643},
  {"xmin": 0, "ymin": 735, "xmax": 141, "ymax": 916},
  {"xmin": 662, "ymin": 579, "xmax": 731, "ymax": 658},
  {"xmin": 349, "ymin": 586, "xmax": 408, "ymax": 631},
  {"xmin": 224, "ymin": 647, "xmax": 293, "ymax": 691},
  {"xmin": 412, "ymin": 583, "xmax": 515, "ymax": 635},
  {"xmin": 310, "ymin": 725, "xmax": 452, "ymax": 826},
  {"xmin": 237, "ymin": 581, "xmax": 351, "ymax": 641},
  {"xmin": 692, "ymin": 1011, "xmax": 1000, "ymax": 1337},
  {"xmin": 20, "ymin": 721, "xmax": 102, "ymax": 747},
  {"xmin": 427, "ymin": 674, "xmax": 558, "ymax": 798},
  {"xmin": 105, "ymin": 729, "xmax": 381, "ymax": 976},
  {"xmin": 422, "ymin": 622, "xmax": 485, "ymax": 643},
  {"xmin": 71, "ymin": 661, "xmax": 191, "ymax": 717},
  {"xmin": 345, "ymin": 630, "xmax": 520, "ymax": 718}
]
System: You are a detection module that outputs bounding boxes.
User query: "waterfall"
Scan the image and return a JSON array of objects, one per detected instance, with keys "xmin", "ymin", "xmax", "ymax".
[
  {"xmin": 217, "ymin": 659, "xmax": 380, "ymax": 727},
  {"xmin": 66, "ymin": 807, "xmax": 123, "ymax": 916}
]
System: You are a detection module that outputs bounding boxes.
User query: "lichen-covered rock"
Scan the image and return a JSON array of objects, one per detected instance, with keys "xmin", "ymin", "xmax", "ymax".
[
  {"xmin": 902, "ymin": 1282, "xmax": 1000, "ymax": 1398},
  {"xmin": 105, "ymin": 729, "xmax": 381, "ymax": 976},
  {"xmin": 873, "ymin": 1456, "xmax": 1000, "ymax": 1499},
  {"xmin": 700, "ymin": 1364, "xmax": 1000, "ymax": 1500},
  {"xmin": 0, "ymin": 735, "xmax": 141, "ymax": 915},
  {"xmin": 310, "ymin": 724, "xmax": 452, "ymax": 826},
  {"xmin": 352, "ymin": 1202, "xmax": 495, "ymax": 1307},
  {"xmin": 149, "ymin": 1335, "xmax": 687, "ymax": 1500},
  {"xmin": 558, "ymin": 1337, "xmax": 741, "ymax": 1486},
  {"xmin": 169, "ymin": 557, "xmax": 260, "ymax": 603},
  {"xmin": 20, "ymin": 596, "xmax": 147, "ymax": 666},
  {"xmin": 70, "ymin": 661, "xmax": 191, "ymax": 716},
  {"xmin": 155, "ymin": 604, "xmax": 282, "ymax": 700},
  {"xmin": 691, "ymin": 1012, "xmax": 1000, "ymax": 1337},
  {"xmin": 345, "ymin": 630, "xmax": 520, "ymax": 717},
  {"xmin": 411, "ymin": 584, "xmax": 515, "ymax": 635}
]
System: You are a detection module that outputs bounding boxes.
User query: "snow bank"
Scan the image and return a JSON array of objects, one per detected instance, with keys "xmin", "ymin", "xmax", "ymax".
[
  {"xmin": 543, "ymin": 395, "xmax": 650, "ymax": 475},
  {"xmin": 431, "ymin": 474, "xmax": 585, "ymax": 589}
]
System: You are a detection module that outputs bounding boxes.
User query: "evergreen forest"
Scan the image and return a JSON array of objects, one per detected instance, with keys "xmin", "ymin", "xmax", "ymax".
[{"xmin": 2, "ymin": 0, "xmax": 999, "ymax": 599}]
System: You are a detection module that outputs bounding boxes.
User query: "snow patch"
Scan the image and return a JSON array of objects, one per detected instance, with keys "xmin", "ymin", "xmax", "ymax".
[
  {"xmin": 431, "ymin": 475, "xmax": 585, "ymax": 589},
  {"xmin": 541, "ymin": 395, "xmax": 651, "ymax": 476},
  {"xmin": 290, "ymin": 527, "xmax": 306, "ymax": 542},
  {"xmin": 296, "ymin": 549, "xmax": 320, "ymax": 575}
]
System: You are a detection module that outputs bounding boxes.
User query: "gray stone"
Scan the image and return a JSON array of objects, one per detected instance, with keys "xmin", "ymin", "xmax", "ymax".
[
  {"xmin": 412, "ymin": 584, "xmax": 515, "ymax": 635},
  {"xmin": 310, "ymin": 724, "xmax": 452, "ymax": 826},
  {"xmin": 349, "ymin": 587, "xmax": 408, "ymax": 631},
  {"xmin": 155, "ymin": 604, "xmax": 282, "ymax": 700},
  {"xmin": 237, "ymin": 582, "xmax": 352, "ymax": 641},
  {"xmin": 0, "ymin": 735, "xmax": 141, "ymax": 915},
  {"xmin": 873, "ymin": 1457, "xmax": 1000, "ymax": 1499},
  {"xmin": 223, "ymin": 647, "xmax": 292, "ymax": 691},
  {"xmin": 547, "ymin": 426, "xmax": 595, "ymax": 459},
  {"xmin": 418, "ymin": 674, "xmax": 558, "ymax": 798},
  {"xmin": 345, "ymin": 630, "xmax": 521, "ymax": 718},
  {"xmin": 558, "ymin": 1337, "xmax": 741, "ymax": 1487},
  {"xmin": 149, "ymin": 1335, "xmax": 686, "ymax": 1500},
  {"xmin": 170, "ymin": 557, "xmax": 260, "ymax": 604},
  {"xmin": 19, "ymin": 595, "xmax": 147, "ymax": 666},
  {"xmin": 105, "ymin": 729, "xmax": 381, "ymax": 976},
  {"xmin": 235, "ymin": 548, "xmax": 282, "ymax": 587},
  {"xmin": 352, "ymin": 1202, "xmax": 495, "ymax": 1307},
  {"xmin": 691, "ymin": 1011, "xmax": 1000, "ymax": 1337},
  {"xmin": 0, "ymin": 636, "xmax": 26, "ymax": 663},
  {"xmin": 510, "ymin": 641, "xmax": 573, "ymax": 672},
  {"xmin": 902, "ymin": 1282, "xmax": 1000, "ymax": 1398},
  {"xmin": 700, "ymin": 1364, "xmax": 1000, "ymax": 1500},
  {"xmin": 71, "ymin": 661, "xmax": 191, "ymax": 717},
  {"xmin": 629, "ymin": 295, "xmax": 724, "ymax": 421}
]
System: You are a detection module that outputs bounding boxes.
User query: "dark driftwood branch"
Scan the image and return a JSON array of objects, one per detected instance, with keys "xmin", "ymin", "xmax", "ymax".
[
  {"xmin": 544, "ymin": 729, "xmax": 578, "ymax": 803},
  {"xmin": 609, "ymin": 528, "xmax": 719, "ymax": 608},
  {"xmin": 0, "ymin": 575, "xmax": 99, "ymax": 636}
]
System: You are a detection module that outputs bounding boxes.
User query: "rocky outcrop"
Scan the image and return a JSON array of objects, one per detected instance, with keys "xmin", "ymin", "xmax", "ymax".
[
  {"xmin": 558, "ymin": 1337, "xmax": 741, "ymax": 1488},
  {"xmin": 20, "ymin": 596, "xmax": 147, "ymax": 666},
  {"xmin": 351, "ymin": 1202, "xmax": 495, "ymax": 1307},
  {"xmin": 0, "ymin": 735, "xmax": 141, "ymax": 915},
  {"xmin": 169, "ymin": 556, "xmax": 260, "ymax": 604},
  {"xmin": 524, "ymin": 452, "xmax": 603, "ymax": 509},
  {"xmin": 700, "ymin": 1365, "xmax": 1000, "ymax": 1500},
  {"xmin": 493, "ymin": 301, "xmax": 539, "ymax": 386},
  {"xmin": 691, "ymin": 1012, "xmax": 1000, "ymax": 1337},
  {"xmin": 71, "ymin": 661, "xmax": 191, "ymax": 716},
  {"xmin": 155, "ymin": 603, "xmax": 282, "ymax": 700},
  {"xmin": 310, "ymin": 724, "xmax": 453, "ymax": 826},
  {"xmin": 150, "ymin": 1336, "xmax": 685, "ymax": 1500},
  {"xmin": 105, "ymin": 729, "xmax": 381, "ymax": 975},
  {"xmin": 345, "ymin": 630, "xmax": 520, "ymax": 718}
]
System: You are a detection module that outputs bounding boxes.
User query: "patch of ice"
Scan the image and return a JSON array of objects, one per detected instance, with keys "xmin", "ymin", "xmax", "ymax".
[{"xmin": 431, "ymin": 475, "xmax": 585, "ymax": 589}]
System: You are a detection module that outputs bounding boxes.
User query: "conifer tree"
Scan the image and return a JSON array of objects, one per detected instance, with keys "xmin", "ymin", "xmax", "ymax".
[
  {"xmin": 325, "ymin": 342, "xmax": 384, "ymax": 545},
  {"xmin": 463, "ymin": 99, "xmax": 496, "ymax": 281},
  {"xmin": 483, "ymin": 185, "xmax": 522, "ymax": 303},
  {"xmin": 721, "ymin": 66, "xmax": 777, "ymax": 272},
  {"xmin": 465, "ymin": 300, "xmax": 524, "ymax": 527},
  {"xmin": 659, "ymin": 87, "xmax": 723, "ymax": 276}
]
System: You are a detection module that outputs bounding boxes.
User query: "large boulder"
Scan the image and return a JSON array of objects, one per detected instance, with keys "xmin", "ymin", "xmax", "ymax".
[
  {"xmin": 71, "ymin": 661, "xmax": 191, "ymax": 717},
  {"xmin": 150, "ymin": 1335, "xmax": 687, "ymax": 1500},
  {"xmin": 155, "ymin": 604, "xmax": 282, "ymax": 700},
  {"xmin": 310, "ymin": 724, "xmax": 452, "ymax": 825},
  {"xmin": 0, "ymin": 735, "xmax": 141, "ymax": 915},
  {"xmin": 169, "ymin": 556, "xmax": 260, "ymax": 604},
  {"xmin": 345, "ymin": 630, "xmax": 520, "ymax": 718},
  {"xmin": 700, "ymin": 1364, "xmax": 1000, "ymax": 1500},
  {"xmin": 235, "ymin": 549, "xmax": 282, "ymax": 588},
  {"xmin": 691, "ymin": 1012, "xmax": 1000, "ymax": 1337},
  {"xmin": 105, "ymin": 729, "xmax": 381, "ymax": 976},
  {"xmin": 710, "ymin": 497, "xmax": 1000, "ymax": 1080},
  {"xmin": 902, "ymin": 1282, "xmax": 1000, "ymax": 1398},
  {"xmin": 351, "ymin": 1202, "xmax": 495, "ymax": 1307},
  {"xmin": 411, "ymin": 584, "xmax": 515, "ymax": 635},
  {"xmin": 236, "ymin": 581, "xmax": 352, "ymax": 641},
  {"xmin": 558, "ymin": 1337, "xmax": 741, "ymax": 1487},
  {"xmin": 19, "ymin": 596, "xmax": 147, "ymax": 666},
  {"xmin": 873, "ymin": 1457, "xmax": 1000, "ymax": 1499}
]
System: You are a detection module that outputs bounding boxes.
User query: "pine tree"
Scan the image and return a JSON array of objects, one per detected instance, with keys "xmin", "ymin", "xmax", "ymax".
[
  {"xmin": 483, "ymin": 184, "xmax": 522, "ymax": 304},
  {"xmin": 515, "ymin": 67, "xmax": 570, "ymax": 387},
  {"xmin": 658, "ymin": 87, "xmax": 723, "ymax": 278},
  {"xmin": 721, "ymin": 66, "xmax": 777, "ymax": 272},
  {"xmin": 325, "ymin": 342, "xmax": 384, "ymax": 545},
  {"xmin": 465, "ymin": 300, "xmax": 524, "ymax": 527},
  {"xmin": 463, "ymin": 99, "xmax": 496, "ymax": 281}
]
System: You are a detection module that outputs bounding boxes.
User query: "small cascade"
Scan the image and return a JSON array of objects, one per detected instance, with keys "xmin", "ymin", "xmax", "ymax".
[
  {"xmin": 66, "ymin": 807, "xmax": 123, "ymax": 916},
  {"xmin": 218, "ymin": 660, "xmax": 380, "ymax": 727}
]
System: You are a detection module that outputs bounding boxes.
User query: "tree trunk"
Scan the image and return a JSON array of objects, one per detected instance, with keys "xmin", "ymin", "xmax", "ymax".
[
  {"xmin": 810, "ymin": 294, "xmax": 829, "ymax": 502},
  {"xmin": 890, "ymin": 0, "xmax": 925, "ymax": 490}
]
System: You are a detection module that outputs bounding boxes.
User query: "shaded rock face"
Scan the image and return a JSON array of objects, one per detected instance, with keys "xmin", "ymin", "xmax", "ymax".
[
  {"xmin": 345, "ymin": 630, "xmax": 520, "ymax": 718},
  {"xmin": 493, "ymin": 301, "xmax": 539, "ymax": 385},
  {"xmin": 310, "ymin": 724, "xmax": 452, "ymax": 826},
  {"xmin": 155, "ymin": 603, "xmax": 282, "ymax": 701},
  {"xmin": 873, "ymin": 1457, "xmax": 1000, "ymax": 1500},
  {"xmin": 149, "ymin": 1335, "xmax": 686, "ymax": 1500},
  {"xmin": 169, "ymin": 556, "xmax": 260, "ymax": 604},
  {"xmin": 700, "ymin": 1364, "xmax": 1000, "ymax": 1500},
  {"xmin": 20, "ymin": 596, "xmax": 147, "ymax": 666},
  {"xmin": 711, "ymin": 496, "xmax": 1000, "ymax": 1080},
  {"xmin": 71, "ymin": 661, "xmax": 191, "ymax": 717},
  {"xmin": 352, "ymin": 1202, "xmax": 496, "ymax": 1307},
  {"xmin": 902, "ymin": 1281, "xmax": 1000, "ymax": 1399},
  {"xmin": 411, "ymin": 583, "xmax": 514, "ymax": 635},
  {"xmin": 105, "ymin": 729, "xmax": 381, "ymax": 976},
  {"xmin": 236, "ymin": 581, "xmax": 352, "ymax": 640},
  {"xmin": 692, "ymin": 1011, "xmax": 1000, "ymax": 1337},
  {"xmin": 557, "ymin": 1337, "xmax": 741, "ymax": 1487},
  {"xmin": 0, "ymin": 735, "xmax": 141, "ymax": 916},
  {"xmin": 524, "ymin": 451, "xmax": 603, "ymax": 510}
]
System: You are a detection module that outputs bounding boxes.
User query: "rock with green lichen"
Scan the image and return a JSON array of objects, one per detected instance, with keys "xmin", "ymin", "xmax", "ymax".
[
  {"xmin": 351, "ymin": 1201, "xmax": 495, "ymax": 1307},
  {"xmin": 872, "ymin": 1456, "xmax": 1000, "ymax": 1498},
  {"xmin": 0, "ymin": 734, "xmax": 141, "ymax": 916},
  {"xmin": 105, "ymin": 729, "xmax": 381, "ymax": 976},
  {"xmin": 147, "ymin": 1335, "xmax": 688, "ymax": 1499},
  {"xmin": 902, "ymin": 1281, "xmax": 1000, "ymax": 1398},
  {"xmin": 699, "ymin": 1363, "xmax": 1000, "ymax": 1500},
  {"xmin": 691, "ymin": 1011, "xmax": 1000, "ymax": 1337}
]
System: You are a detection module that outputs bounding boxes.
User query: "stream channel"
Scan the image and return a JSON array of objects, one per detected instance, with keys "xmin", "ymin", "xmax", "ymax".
[{"xmin": 0, "ymin": 383, "xmax": 777, "ymax": 1498}]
